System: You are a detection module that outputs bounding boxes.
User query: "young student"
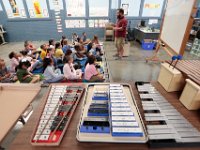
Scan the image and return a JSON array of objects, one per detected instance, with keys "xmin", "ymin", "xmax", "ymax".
[
  {"xmin": 40, "ymin": 44, "xmax": 48, "ymax": 60},
  {"xmin": 74, "ymin": 44, "xmax": 86, "ymax": 59},
  {"xmin": 92, "ymin": 35, "xmax": 102, "ymax": 54},
  {"xmin": 16, "ymin": 59, "xmax": 40, "ymax": 83},
  {"xmin": 84, "ymin": 55, "xmax": 104, "ymax": 82},
  {"xmin": 81, "ymin": 32, "xmax": 87, "ymax": 42},
  {"xmin": 62, "ymin": 39, "xmax": 70, "ymax": 54},
  {"xmin": 46, "ymin": 47, "xmax": 57, "ymax": 67},
  {"xmin": 72, "ymin": 33, "xmax": 79, "ymax": 45},
  {"xmin": 24, "ymin": 40, "xmax": 36, "ymax": 56},
  {"xmin": 9, "ymin": 51, "xmax": 19, "ymax": 73},
  {"xmin": 61, "ymin": 35, "xmax": 66, "ymax": 47},
  {"xmin": 43, "ymin": 57, "xmax": 64, "ymax": 83},
  {"xmin": 0, "ymin": 59, "xmax": 17, "ymax": 83},
  {"xmin": 20, "ymin": 50, "xmax": 42, "ymax": 72},
  {"xmin": 55, "ymin": 42, "xmax": 64, "ymax": 59},
  {"xmin": 49, "ymin": 39, "xmax": 55, "ymax": 48},
  {"xmin": 88, "ymin": 43, "xmax": 102, "ymax": 61},
  {"xmin": 63, "ymin": 56, "xmax": 82, "ymax": 80}
]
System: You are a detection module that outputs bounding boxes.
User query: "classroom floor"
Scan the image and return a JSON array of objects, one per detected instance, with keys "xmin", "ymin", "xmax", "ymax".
[{"xmin": 0, "ymin": 40, "xmax": 199, "ymax": 149}]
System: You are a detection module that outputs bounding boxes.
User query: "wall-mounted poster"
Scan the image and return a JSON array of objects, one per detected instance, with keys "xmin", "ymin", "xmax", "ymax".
[
  {"xmin": 2, "ymin": 0, "xmax": 27, "ymax": 18},
  {"xmin": 121, "ymin": 0, "xmax": 141, "ymax": 17},
  {"xmin": 89, "ymin": 0, "xmax": 109, "ymax": 17},
  {"xmin": 122, "ymin": 4, "xmax": 129, "ymax": 15},
  {"xmin": 49, "ymin": 0, "xmax": 63, "ymax": 10},
  {"xmin": 142, "ymin": 0, "xmax": 164, "ymax": 17},
  {"xmin": 65, "ymin": 0, "xmax": 85, "ymax": 17},
  {"xmin": 26, "ymin": 0, "xmax": 49, "ymax": 18},
  {"xmin": 89, "ymin": 19, "xmax": 109, "ymax": 28},
  {"xmin": 65, "ymin": 20, "xmax": 86, "ymax": 28}
]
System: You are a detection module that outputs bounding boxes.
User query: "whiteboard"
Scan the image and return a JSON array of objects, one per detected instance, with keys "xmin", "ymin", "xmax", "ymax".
[{"xmin": 160, "ymin": 0, "xmax": 195, "ymax": 54}]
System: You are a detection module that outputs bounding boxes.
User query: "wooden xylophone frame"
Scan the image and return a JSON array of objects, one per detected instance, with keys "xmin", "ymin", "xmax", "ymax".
[
  {"xmin": 30, "ymin": 84, "xmax": 85, "ymax": 146},
  {"xmin": 168, "ymin": 60, "xmax": 200, "ymax": 85},
  {"xmin": 135, "ymin": 81, "xmax": 200, "ymax": 148}
]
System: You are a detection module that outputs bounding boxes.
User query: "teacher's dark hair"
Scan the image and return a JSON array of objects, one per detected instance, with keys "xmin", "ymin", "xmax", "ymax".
[{"xmin": 118, "ymin": 8, "xmax": 124, "ymax": 15}]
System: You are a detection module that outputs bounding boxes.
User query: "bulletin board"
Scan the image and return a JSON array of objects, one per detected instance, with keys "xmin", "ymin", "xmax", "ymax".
[
  {"xmin": 160, "ymin": 0, "xmax": 196, "ymax": 55},
  {"xmin": 65, "ymin": 20, "xmax": 86, "ymax": 28},
  {"xmin": 121, "ymin": 0, "xmax": 141, "ymax": 17},
  {"xmin": 25, "ymin": 0, "xmax": 49, "ymax": 18},
  {"xmin": 142, "ymin": 0, "xmax": 165, "ymax": 17},
  {"xmin": 2, "ymin": 0, "xmax": 26, "ymax": 18},
  {"xmin": 65, "ymin": 0, "xmax": 85, "ymax": 17}
]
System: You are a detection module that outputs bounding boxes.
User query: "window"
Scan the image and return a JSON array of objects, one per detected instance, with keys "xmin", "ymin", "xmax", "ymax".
[
  {"xmin": 121, "ymin": 0, "xmax": 141, "ymax": 17},
  {"xmin": 89, "ymin": 19, "xmax": 109, "ymax": 28},
  {"xmin": 65, "ymin": 20, "xmax": 86, "ymax": 28},
  {"xmin": 25, "ymin": 0, "xmax": 49, "ymax": 18},
  {"xmin": 65, "ymin": 0, "xmax": 85, "ymax": 17},
  {"xmin": 0, "ymin": 3, "xmax": 3, "ymax": 11},
  {"xmin": 2, "ymin": 0, "xmax": 26, "ymax": 18},
  {"xmin": 142, "ymin": 0, "xmax": 164, "ymax": 17},
  {"xmin": 89, "ymin": 0, "xmax": 109, "ymax": 17}
]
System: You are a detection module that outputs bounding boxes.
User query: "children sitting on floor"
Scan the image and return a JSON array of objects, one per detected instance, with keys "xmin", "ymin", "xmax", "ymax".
[
  {"xmin": 55, "ymin": 42, "xmax": 64, "ymax": 59},
  {"xmin": 20, "ymin": 50, "xmax": 42, "ymax": 72},
  {"xmin": 88, "ymin": 43, "xmax": 102, "ymax": 61},
  {"xmin": 73, "ymin": 44, "xmax": 86, "ymax": 60},
  {"xmin": 16, "ymin": 59, "xmax": 40, "ymax": 83},
  {"xmin": 92, "ymin": 35, "xmax": 102, "ymax": 55},
  {"xmin": 40, "ymin": 44, "xmax": 48, "ymax": 60},
  {"xmin": 61, "ymin": 35, "xmax": 66, "ymax": 47},
  {"xmin": 72, "ymin": 33, "xmax": 79, "ymax": 45},
  {"xmin": 62, "ymin": 39, "xmax": 70, "ymax": 54},
  {"xmin": 9, "ymin": 51, "xmax": 19, "ymax": 73},
  {"xmin": 43, "ymin": 57, "xmax": 64, "ymax": 83},
  {"xmin": 49, "ymin": 39, "xmax": 55, "ymax": 48},
  {"xmin": 84, "ymin": 55, "xmax": 104, "ymax": 82},
  {"xmin": 63, "ymin": 56, "xmax": 82, "ymax": 80},
  {"xmin": 24, "ymin": 41, "xmax": 36, "ymax": 56},
  {"xmin": 0, "ymin": 59, "xmax": 17, "ymax": 83}
]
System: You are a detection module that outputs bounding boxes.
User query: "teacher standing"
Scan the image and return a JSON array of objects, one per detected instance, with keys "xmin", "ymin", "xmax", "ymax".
[{"xmin": 113, "ymin": 8, "xmax": 128, "ymax": 60}]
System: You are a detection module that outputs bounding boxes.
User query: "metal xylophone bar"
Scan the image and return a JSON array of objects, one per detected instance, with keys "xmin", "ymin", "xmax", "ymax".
[{"xmin": 136, "ymin": 82, "xmax": 200, "ymax": 148}]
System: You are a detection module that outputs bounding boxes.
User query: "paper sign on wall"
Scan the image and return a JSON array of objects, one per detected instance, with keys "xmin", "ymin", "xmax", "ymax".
[
  {"xmin": 142, "ymin": 0, "xmax": 164, "ymax": 17},
  {"xmin": 49, "ymin": 0, "xmax": 63, "ymax": 10},
  {"xmin": 26, "ymin": 0, "xmax": 49, "ymax": 18},
  {"xmin": 2, "ymin": 0, "xmax": 27, "ymax": 18},
  {"xmin": 121, "ymin": 0, "xmax": 141, "ymax": 17}
]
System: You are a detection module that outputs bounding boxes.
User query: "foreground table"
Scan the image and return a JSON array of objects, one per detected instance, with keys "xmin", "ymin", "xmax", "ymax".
[
  {"xmin": 0, "ymin": 84, "xmax": 40, "ymax": 144},
  {"xmin": 9, "ymin": 82, "xmax": 200, "ymax": 150}
]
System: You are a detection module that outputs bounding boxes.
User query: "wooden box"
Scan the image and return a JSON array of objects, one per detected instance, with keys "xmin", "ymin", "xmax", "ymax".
[
  {"xmin": 179, "ymin": 79, "xmax": 200, "ymax": 110},
  {"xmin": 158, "ymin": 63, "xmax": 185, "ymax": 92}
]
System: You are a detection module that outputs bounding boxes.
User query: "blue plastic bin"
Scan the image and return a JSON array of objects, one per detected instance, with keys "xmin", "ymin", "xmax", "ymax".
[{"xmin": 141, "ymin": 40, "xmax": 156, "ymax": 50}]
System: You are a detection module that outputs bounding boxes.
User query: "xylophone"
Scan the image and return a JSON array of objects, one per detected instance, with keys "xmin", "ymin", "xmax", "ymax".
[
  {"xmin": 135, "ymin": 82, "xmax": 200, "ymax": 148},
  {"xmin": 31, "ymin": 84, "xmax": 85, "ymax": 146},
  {"xmin": 168, "ymin": 60, "xmax": 200, "ymax": 85},
  {"xmin": 77, "ymin": 83, "xmax": 147, "ymax": 143}
]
